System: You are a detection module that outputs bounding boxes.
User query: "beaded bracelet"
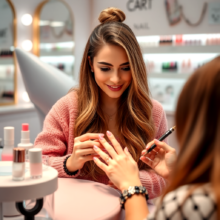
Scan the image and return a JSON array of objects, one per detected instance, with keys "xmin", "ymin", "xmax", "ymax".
[
  {"xmin": 63, "ymin": 156, "xmax": 79, "ymax": 176},
  {"xmin": 119, "ymin": 186, "xmax": 149, "ymax": 209}
]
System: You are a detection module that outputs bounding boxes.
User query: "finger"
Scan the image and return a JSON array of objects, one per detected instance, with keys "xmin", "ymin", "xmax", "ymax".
[
  {"xmin": 76, "ymin": 133, "xmax": 105, "ymax": 142},
  {"xmin": 98, "ymin": 135, "xmax": 117, "ymax": 159},
  {"xmin": 93, "ymin": 157, "xmax": 108, "ymax": 173},
  {"xmin": 76, "ymin": 141, "xmax": 103, "ymax": 149},
  {"xmin": 152, "ymin": 146, "xmax": 161, "ymax": 153},
  {"xmin": 93, "ymin": 145, "xmax": 112, "ymax": 163},
  {"xmin": 153, "ymin": 139, "xmax": 175, "ymax": 153},
  {"xmin": 106, "ymin": 131, "xmax": 124, "ymax": 155},
  {"xmin": 124, "ymin": 147, "xmax": 133, "ymax": 160},
  {"xmin": 141, "ymin": 140, "xmax": 155, "ymax": 155},
  {"xmin": 148, "ymin": 152, "xmax": 156, "ymax": 160},
  {"xmin": 77, "ymin": 148, "xmax": 96, "ymax": 156},
  {"xmin": 146, "ymin": 140, "xmax": 155, "ymax": 150},
  {"xmin": 141, "ymin": 145, "xmax": 159, "ymax": 156},
  {"xmin": 140, "ymin": 156, "xmax": 154, "ymax": 168}
]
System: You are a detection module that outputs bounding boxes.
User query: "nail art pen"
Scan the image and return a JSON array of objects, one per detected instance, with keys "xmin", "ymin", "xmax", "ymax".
[{"xmin": 143, "ymin": 126, "xmax": 176, "ymax": 156}]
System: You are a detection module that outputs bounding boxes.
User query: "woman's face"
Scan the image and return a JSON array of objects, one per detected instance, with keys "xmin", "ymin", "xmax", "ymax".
[{"xmin": 90, "ymin": 44, "xmax": 132, "ymax": 100}]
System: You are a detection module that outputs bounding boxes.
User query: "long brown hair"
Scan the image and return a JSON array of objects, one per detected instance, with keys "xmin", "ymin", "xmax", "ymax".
[
  {"xmin": 163, "ymin": 56, "xmax": 220, "ymax": 218},
  {"xmin": 73, "ymin": 7, "xmax": 155, "ymax": 179}
]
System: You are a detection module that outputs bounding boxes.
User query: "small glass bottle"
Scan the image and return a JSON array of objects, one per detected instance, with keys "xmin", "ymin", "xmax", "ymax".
[
  {"xmin": 29, "ymin": 148, "xmax": 42, "ymax": 179},
  {"xmin": 12, "ymin": 148, "xmax": 25, "ymax": 181}
]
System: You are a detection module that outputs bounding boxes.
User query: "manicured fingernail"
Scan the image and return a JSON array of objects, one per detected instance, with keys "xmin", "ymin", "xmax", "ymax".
[
  {"xmin": 140, "ymin": 156, "xmax": 143, "ymax": 160},
  {"xmin": 141, "ymin": 150, "xmax": 146, "ymax": 155},
  {"xmin": 106, "ymin": 131, "xmax": 112, "ymax": 136},
  {"xmin": 93, "ymin": 157, "xmax": 97, "ymax": 161},
  {"xmin": 93, "ymin": 145, "xmax": 98, "ymax": 150},
  {"xmin": 125, "ymin": 147, "xmax": 128, "ymax": 152},
  {"xmin": 99, "ymin": 133, "xmax": 104, "ymax": 136},
  {"xmin": 99, "ymin": 134, "xmax": 104, "ymax": 140}
]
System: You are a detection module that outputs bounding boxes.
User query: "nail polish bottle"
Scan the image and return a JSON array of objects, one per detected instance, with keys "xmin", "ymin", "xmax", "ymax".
[
  {"xmin": 17, "ymin": 123, "xmax": 33, "ymax": 161},
  {"xmin": 29, "ymin": 148, "xmax": 42, "ymax": 179},
  {"xmin": 1, "ymin": 127, "xmax": 14, "ymax": 161},
  {"xmin": 12, "ymin": 148, "xmax": 25, "ymax": 181}
]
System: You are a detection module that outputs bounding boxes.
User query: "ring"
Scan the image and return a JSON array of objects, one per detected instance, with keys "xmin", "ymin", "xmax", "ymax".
[{"xmin": 105, "ymin": 156, "xmax": 110, "ymax": 164}]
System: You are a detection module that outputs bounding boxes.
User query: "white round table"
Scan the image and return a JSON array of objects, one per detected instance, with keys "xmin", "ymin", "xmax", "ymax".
[{"xmin": 0, "ymin": 161, "xmax": 58, "ymax": 220}]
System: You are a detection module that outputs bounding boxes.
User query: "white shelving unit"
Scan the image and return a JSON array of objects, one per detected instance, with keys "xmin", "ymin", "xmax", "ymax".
[
  {"xmin": 141, "ymin": 45, "xmax": 220, "ymax": 54},
  {"xmin": 138, "ymin": 33, "xmax": 220, "ymax": 113},
  {"xmin": 39, "ymin": 41, "xmax": 75, "ymax": 78}
]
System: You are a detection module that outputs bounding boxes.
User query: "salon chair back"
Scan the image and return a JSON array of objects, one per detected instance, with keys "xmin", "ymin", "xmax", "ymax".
[{"xmin": 15, "ymin": 48, "xmax": 78, "ymax": 128}]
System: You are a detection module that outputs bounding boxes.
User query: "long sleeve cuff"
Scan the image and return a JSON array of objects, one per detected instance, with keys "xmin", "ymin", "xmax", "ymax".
[
  {"xmin": 139, "ymin": 170, "xmax": 167, "ymax": 199},
  {"xmin": 49, "ymin": 154, "xmax": 81, "ymax": 178}
]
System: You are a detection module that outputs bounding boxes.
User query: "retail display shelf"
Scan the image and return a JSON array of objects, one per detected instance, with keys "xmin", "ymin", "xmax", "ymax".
[
  {"xmin": 40, "ymin": 51, "xmax": 74, "ymax": 56},
  {"xmin": 148, "ymin": 73, "xmax": 191, "ymax": 79},
  {"xmin": 141, "ymin": 45, "xmax": 220, "ymax": 54}
]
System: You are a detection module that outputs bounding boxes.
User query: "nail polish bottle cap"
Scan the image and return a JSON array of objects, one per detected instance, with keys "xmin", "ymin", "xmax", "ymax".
[
  {"xmin": 29, "ymin": 148, "xmax": 42, "ymax": 163},
  {"xmin": 22, "ymin": 123, "xmax": 29, "ymax": 131},
  {"xmin": 13, "ymin": 148, "xmax": 25, "ymax": 163}
]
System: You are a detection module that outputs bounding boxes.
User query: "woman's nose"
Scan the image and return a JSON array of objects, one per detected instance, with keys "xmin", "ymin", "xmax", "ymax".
[{"xmin": 110, "ymin": 71, "xmax": 120, "ymax": 84}]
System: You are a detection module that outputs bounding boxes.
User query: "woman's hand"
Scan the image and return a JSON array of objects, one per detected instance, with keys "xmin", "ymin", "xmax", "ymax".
[
  {"xmin": 66, "ymin": 133, "xmax": 104, "ymax": 172},
  {"xmin": 93, "ymin": 131, "xmax": 141, "ymax": 192},
  {"xmin": 140, "ymin": 139, "xmax": 177, "ymax": 182}
]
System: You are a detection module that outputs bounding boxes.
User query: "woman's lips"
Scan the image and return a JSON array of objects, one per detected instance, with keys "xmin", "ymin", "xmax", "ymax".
[{"xmin": 107, "ymin": 85, "xmax": 123, "ymax": 91}]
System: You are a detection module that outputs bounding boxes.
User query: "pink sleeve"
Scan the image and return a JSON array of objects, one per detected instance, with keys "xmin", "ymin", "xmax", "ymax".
[
  {"xmin": 139, "ymin": 170, "xmax": 166, "ymax": 199},
  {"xmin": 34, "ymin": 105, "xmax": 80, "ymax": 178},
  {"xmin": 139, "ymin": 100, "xmax": 168, "ymax": 199},
  {"xmin": 155, "ymin": 107, "xmax": 168, "ymax": 144}
]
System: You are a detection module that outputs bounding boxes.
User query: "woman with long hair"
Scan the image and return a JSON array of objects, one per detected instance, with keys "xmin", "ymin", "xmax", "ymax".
[
  {"xmin": 93, "ymin": 56, "xmax": 220, "ymax": 219},
  {"xmin": 35, "ymin": 7, "xmax": 168, "ymax": 199}
]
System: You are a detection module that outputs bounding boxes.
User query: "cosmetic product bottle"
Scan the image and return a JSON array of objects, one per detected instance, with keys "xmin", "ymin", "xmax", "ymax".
[
  {"xmin": 12, "ymin": 148, "xmax": 25, "ymax": 181},
  {"xmin": 17, "ymin": 123, "xmax": 33, "ymax": 161},
  {"xmin": 29, "ymin": 148, "xmax": 42, "ymax": 179},
  {"xmin": 0, "ymin": 138, "xmax": 3, "ymax": 161},
  {"xmin": 1, "ymin": 127, "xmax": 14, "ymax": 161}
]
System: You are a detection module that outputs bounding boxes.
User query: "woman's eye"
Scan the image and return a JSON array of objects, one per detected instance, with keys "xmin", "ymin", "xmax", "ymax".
[
  {"xmin": 100, "ymin": 67, "xmax": 110, "ymax": 72},
  {"xmin": 122, "ymin": 66, "xmax": 130, "ymax": 71}
]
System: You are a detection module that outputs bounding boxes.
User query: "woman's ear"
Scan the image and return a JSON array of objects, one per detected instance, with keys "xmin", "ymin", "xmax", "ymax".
[{"xmin": 88, "ymin": 56, "xmax": 94, "ymax": 72}]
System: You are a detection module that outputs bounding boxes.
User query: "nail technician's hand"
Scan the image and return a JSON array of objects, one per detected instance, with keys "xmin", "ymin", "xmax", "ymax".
[
  {"xmin": 66, "ymin": 133, "xmax": 104, "ymax": 172},
  {"xmin": 140, "ymin": 139, "xmax": 177, "ymax": 182},
  {"xmin": 93, "ymin": 131, "xmax": 141, "ymax": 192}
]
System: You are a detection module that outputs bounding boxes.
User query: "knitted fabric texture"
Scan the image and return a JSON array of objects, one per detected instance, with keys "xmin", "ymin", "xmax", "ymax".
[{"xmin": 34, "ymin": 91, "xmax": 168, "ymax": 199}]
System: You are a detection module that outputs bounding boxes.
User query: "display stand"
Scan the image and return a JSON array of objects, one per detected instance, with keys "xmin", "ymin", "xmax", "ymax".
[{"xmin": 0, "ymin": 161, "xmax": 58, "ymax": 220}]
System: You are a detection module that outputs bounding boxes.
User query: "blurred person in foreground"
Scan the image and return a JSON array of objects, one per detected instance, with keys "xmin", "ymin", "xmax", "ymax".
[{"xmin": 93, "ymin": 56, "xmax": 220, "ymax": 220}]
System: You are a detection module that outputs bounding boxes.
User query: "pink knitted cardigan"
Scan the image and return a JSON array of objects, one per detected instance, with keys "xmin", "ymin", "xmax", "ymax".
[{"xmin": 34, "ymin": 91, "xmax": 168, "ymax": 199}]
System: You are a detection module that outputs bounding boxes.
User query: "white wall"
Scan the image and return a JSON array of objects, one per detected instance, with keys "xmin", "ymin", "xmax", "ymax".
[{"xmin": 91, "ymin": 0, "xmax": 220, "ymax": 35}]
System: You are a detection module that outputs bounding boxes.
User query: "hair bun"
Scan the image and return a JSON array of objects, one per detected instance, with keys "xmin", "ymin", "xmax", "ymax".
[{"xmin": 98, "ymin": 7, "xmax": 126, "ymax": 24}]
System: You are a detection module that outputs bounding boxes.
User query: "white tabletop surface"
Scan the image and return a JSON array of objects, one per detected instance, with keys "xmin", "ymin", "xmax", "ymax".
[{"xmin": 0, "ymin": 161, "xmax": 58, "ymax": 202}]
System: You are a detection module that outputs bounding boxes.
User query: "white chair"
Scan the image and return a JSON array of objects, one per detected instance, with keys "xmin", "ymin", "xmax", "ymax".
[{"xmin": 15, "ymin": 48, "xmax": 78, "ymax": 128}]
